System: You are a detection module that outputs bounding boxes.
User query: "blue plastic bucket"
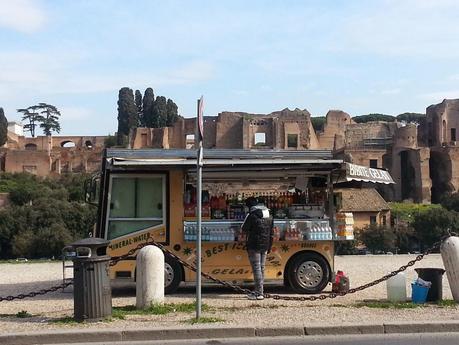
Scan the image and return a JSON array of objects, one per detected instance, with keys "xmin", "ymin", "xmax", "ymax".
[{"xmin": 411, "ymin": 283, "xmax": 430, "ymax": 304}]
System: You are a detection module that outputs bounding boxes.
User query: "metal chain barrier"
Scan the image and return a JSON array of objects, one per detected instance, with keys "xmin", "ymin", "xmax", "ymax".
[
  {"xmin": 1, "ymin": 233, "xmax": 453, "ymax": 302},
  {"xmin": 115, "ymin": 235, "xmax": 447, "ymax": 302},
  {"xmin": 0, "ymin": 281, "xmax": 73, "ymax": 302}
]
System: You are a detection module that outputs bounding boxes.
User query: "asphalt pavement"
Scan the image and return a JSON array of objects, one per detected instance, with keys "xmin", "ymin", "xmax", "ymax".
[
  {"xmin": 38, "ymin": 333, "xmax": 459, "ymax": 345},
  {"xmin": 3, "ymin": 322, "xmax": 459, "ymax": 345}
]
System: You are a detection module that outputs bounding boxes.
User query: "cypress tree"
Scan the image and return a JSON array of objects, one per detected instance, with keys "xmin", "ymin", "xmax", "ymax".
[
  {"xmin": 0, "ymin": 107, "xmax": 8, "ymax": 146},
  {"xmin": 116, "ymin": 87, "xmax": 136, "ymax": 145},
  {"xmin": 166, "ymin": 99, "xmax": 179, "ymax": 126},
  {"xmin": 142, "ymin": 88, "xmax": 155, "ymax": 127},
  {"xmin": 135, "ymin": 90, "xmax": 143, "ymax": 127},
  {"xmin": 153, "ymin": 96, "xmax": 168, "ymax": 128}
]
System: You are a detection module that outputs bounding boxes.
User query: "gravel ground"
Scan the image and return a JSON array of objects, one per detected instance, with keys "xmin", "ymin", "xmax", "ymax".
[{"xmin": 0, "ymin": 254, "xmax": 458, "ymax": 334}]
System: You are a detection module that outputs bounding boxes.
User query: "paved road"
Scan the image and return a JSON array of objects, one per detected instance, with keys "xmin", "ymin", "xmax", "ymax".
[{"xmin": 56, "ymin": 333, "xmax": 459, "ymax": 345}]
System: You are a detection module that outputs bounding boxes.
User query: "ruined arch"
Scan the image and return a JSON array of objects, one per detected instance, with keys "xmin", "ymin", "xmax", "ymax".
[
  {"xmin": 430, "ymin": 150, "xmax": 453, "ymax": 203},
  {"xmin": 61, "ymin": 141, "xmax": 76, "ymax": 148},
  {"xmin": 25, "ymin": 143, "xmax": 37, "ymax": 150},
  {"xmin": 399, "ymin": 150, "xmax": 417, "ymax": 201}
]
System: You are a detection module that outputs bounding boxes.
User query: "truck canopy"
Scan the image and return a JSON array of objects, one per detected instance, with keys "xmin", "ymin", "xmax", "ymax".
[{"xmin": 104, "ymin": 149, "xmax": 394, "ymax": 184}]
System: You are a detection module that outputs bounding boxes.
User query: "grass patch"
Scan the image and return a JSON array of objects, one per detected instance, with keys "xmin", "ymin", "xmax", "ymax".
[
  {"xmin": 355, "ymin": 301, "xmax": 421, "ymax": 309},
  {"xmin": 112, "ymin": 302, "xmax": 209, "ymax": 319},
  {"xmin": 217, "ymin": 304, "xmax": 282, "ymax": 312},
  {"xmin": 16, "ymin": 310, "xmax": 33, "ymax": 318},
  {"xmin": 329, "ymin": 303, "xmax": 349, "ymax": 308},
  {"xmin": 436, "ymin": 300, "xmax": 458, "ymax": 307},
  {"xmin": 185, "ymin": 316, "xmax": 224, "ymax": 324}
]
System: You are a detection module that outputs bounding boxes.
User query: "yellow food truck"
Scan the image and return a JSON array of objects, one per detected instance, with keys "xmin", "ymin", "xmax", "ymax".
[{"xmin": 91, "ymin": 149, "xmax": 393, "ymax": 294}]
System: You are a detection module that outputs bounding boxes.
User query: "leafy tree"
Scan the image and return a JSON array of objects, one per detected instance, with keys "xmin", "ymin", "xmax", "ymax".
[
  {"xmin": 335, "ymin": 239, "xmax": 357, "ymax": 255},
  {"xmin": 142, "ymin": 88, "xmax": 155, "ymax": 127},
  {"xmin": 390, "ymin": 202, "xmax": 442, "ymax": 225},
  {"xmin": 353, "ymin": 114, "xmax": 396, "ymax": 123},
  {"xmin": 17, "ymin": 107, "xmax": 40, "ymax": 137},
  {"xmin": 0, "ymin": 172, "xmax": 97, "ymax": 259},
  {"xmin": 104, "ymin": 134, "xmax": 117, "ymax": 148},
  {"xmin": 166, "ymin": 99, "xmax": 179, "ymax": 126},
  {"xmin": 37, "ymin": 103, "xmax": 61, "ymax": 136},
  {"xmin": 440, "ymin": 192, "xmax": 459, "ymax": 212},
  {"xmin": 356, "ymin": 224, "xmax": 396, "ymax": 253},
  {"xmin": 0, "ymin": 107, "xmax": 7, "ymax": 146},
  {"xmin": 135, "ymin": 90, "xmax": 143, "ymax": 126},
  {"xmin": 153, "ymin": 96, "xmax": 168, "ymax": 127},
  {"xmin": 116, "ymin": 87, "xmax": 137, "ymax": 146},
  {"xmin": 311, "ymin": 116, "xmax": 326, "ymax": 132},
  {"xmin": 396, "ymin": 112, "xmax": 425, "ymax": 124},
  {"xmin": 412, "ymin": 208, "xmax": 459, "ymax": 249}
]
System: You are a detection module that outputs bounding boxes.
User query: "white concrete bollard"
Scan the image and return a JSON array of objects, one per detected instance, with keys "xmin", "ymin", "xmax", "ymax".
[
  {"xmin": 136, "ymin": 245, "xmax": 164, "ymax": 309},
  {"xmin": 441, "ymin": 236, "xmax": 459, "ymax": 301}
]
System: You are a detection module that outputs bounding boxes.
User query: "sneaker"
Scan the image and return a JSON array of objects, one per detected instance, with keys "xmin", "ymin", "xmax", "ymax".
[
  {"xmin": 247, "ymin": 293, "xmax": 257, "ymax": 300},
  {"xmin": 256, "ymin": 294, "xmax": 264, "ymax": 300}
]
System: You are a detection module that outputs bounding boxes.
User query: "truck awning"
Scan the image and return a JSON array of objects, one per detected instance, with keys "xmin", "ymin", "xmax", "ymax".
[{"xmin": 342, "ymin": 162, "xmax": 395, "ymax": 184}]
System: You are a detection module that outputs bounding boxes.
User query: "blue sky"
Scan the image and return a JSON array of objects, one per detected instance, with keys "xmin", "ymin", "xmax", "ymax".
[{"xmin": 1, "ymin": 0, "xmax": 459, "ymax": 136}]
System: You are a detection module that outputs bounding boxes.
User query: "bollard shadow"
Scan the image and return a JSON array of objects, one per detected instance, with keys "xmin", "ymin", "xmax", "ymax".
[
  {"xmin": 0, "ymin": 280, "xmax": 73, "ymax": 301},
  {"xmin": 110, "ymin": 281, "xmax": 331, "ymax": 299}
]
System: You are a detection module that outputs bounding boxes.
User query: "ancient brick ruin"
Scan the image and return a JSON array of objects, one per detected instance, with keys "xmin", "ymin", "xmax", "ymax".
[{"xmin": 3, "ymin": 99, "xmax": 459, "ymax": 203}]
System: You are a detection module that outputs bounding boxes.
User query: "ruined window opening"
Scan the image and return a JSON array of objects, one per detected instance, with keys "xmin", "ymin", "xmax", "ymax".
[
  {"xmin": 370, "ymin": 216, "xmax": 377, "ymax": 225},
  {"xmin": 85, "ymin": 140, "xmax": 93, "ymax": 149},
  {"xmin": 287, "ymin": 134, "xmax": 298, "ymax": 148},
  {"xmin": 25, "ymin": 143, "xmax": 37, "ymax": 151},
  {"xmin": 451, "ymin": 128, "xmax": 456, "ymax": 142},
  {"xmin": 186, "ymin": 134, "xmax": 195, "ymax": 149},
  {"xmin": 428, "ymin": 122, "xmax": 433, "ymax": 146},
  {"xmin": 369, "ymin": 159, "xmax": 378, "ymax": 168},
  {"xmin": 443, "ymin": 120, "xmax": 447, "ymax": 144},
  {"xmin": 61, "ymin": 141, "xmax": 76, "ymax": 148},
  {"xmin": 141, "ymin": 133, "xmax": 147, "ymax": 147},
  {"xmin": 254, "ymin": 133, "xmax": 266, "ymax": 146}
]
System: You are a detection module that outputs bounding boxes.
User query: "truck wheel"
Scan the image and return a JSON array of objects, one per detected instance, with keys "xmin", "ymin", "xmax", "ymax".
[
  {"xmin": 165, "ymin": 255, "xmax": 182, "ymax": 294},
  {"xmin": 287, "ymin": 253, "xmax": 330, "ymax": 294}
]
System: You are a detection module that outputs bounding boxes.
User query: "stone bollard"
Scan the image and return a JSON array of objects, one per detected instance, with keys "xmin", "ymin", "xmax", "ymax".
[
  {"xmin": 441, "ymin": 236, "xmax": 459, "ymax": 302},
  {"xmin": 136, "ymin": 245, "xmax": 164, "ymax": 309}
]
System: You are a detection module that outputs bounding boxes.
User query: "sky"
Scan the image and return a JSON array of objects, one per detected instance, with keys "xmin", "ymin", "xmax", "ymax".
[{"xmin": 1, "ymin": 0, "xmax": 459, "ymax": 136}]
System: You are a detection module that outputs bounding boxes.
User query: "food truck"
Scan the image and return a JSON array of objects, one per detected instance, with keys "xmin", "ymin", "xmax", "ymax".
[{"xmin": 91, "ymin": 148, "xmax": 394, "ymax": 294}]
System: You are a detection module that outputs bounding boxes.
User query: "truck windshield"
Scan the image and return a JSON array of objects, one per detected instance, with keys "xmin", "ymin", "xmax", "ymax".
[{"xmin": 107, "ymin": 175, "xmax": 165, "ymax": 239}]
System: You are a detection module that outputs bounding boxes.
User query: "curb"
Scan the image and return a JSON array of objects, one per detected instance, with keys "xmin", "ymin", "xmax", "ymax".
[{"xmin": 2, "ymin": 321, "xmax": 459, "ymax": 345}]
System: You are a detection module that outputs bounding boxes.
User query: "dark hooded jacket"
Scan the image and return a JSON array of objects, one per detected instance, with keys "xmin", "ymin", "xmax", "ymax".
[{"xmin": 241, "ymin": 205, "xmax": 273, "ymax": 251}]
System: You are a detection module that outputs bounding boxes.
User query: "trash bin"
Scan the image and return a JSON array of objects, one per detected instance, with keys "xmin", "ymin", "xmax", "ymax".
[
  {"xmin": 411, "ymin": 282, "xmax": 430, "ymax": 304},
  {"xmin": 71, "ymin": 237, "xmax": 112, "ymax": 321},
  {"xmin": 414, "ymin": 268, "xmax": 446, "ymax": 302}
]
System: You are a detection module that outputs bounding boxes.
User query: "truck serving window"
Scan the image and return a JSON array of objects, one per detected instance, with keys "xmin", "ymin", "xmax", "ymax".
[{"xmin": 107, "ymin": 175, "xmax": 165, "ymax": 240}]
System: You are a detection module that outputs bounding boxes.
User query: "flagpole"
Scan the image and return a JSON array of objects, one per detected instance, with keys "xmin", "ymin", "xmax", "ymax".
[{"xmin": 196, "ymin": 96, "xmax": 204, "ymax": 319}]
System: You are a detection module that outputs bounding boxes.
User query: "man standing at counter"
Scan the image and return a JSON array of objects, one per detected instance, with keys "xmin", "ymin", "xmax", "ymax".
[{"xmin": 242, "ymin": 197, "xmax": 274, "ymax": 300}]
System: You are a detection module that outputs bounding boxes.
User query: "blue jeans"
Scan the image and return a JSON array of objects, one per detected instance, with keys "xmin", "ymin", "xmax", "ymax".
[{"xmin": 248, "ymin": 250, "xmax": 267, "ymax": 295}]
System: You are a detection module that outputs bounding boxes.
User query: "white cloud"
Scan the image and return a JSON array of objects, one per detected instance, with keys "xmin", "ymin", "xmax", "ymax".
[
  {"xmin": 419, "ymin": 90, "xmax": 459, "ymax": 102},
  {"xmin": 0, "ymin": 0, "xmax": 46, "ymax": 33},
  {"xmin": 0, "ymin": 48, "xmax": 216, "ymax": 98},
  {"xmin": 326, "ymin": 0, "xmax": 459, "ymax": 58}
]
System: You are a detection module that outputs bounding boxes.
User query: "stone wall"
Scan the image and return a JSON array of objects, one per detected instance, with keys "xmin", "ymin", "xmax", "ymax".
[{"xmin": 318, "ymin": 110, "xmax": 352, "ymax": 149}]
